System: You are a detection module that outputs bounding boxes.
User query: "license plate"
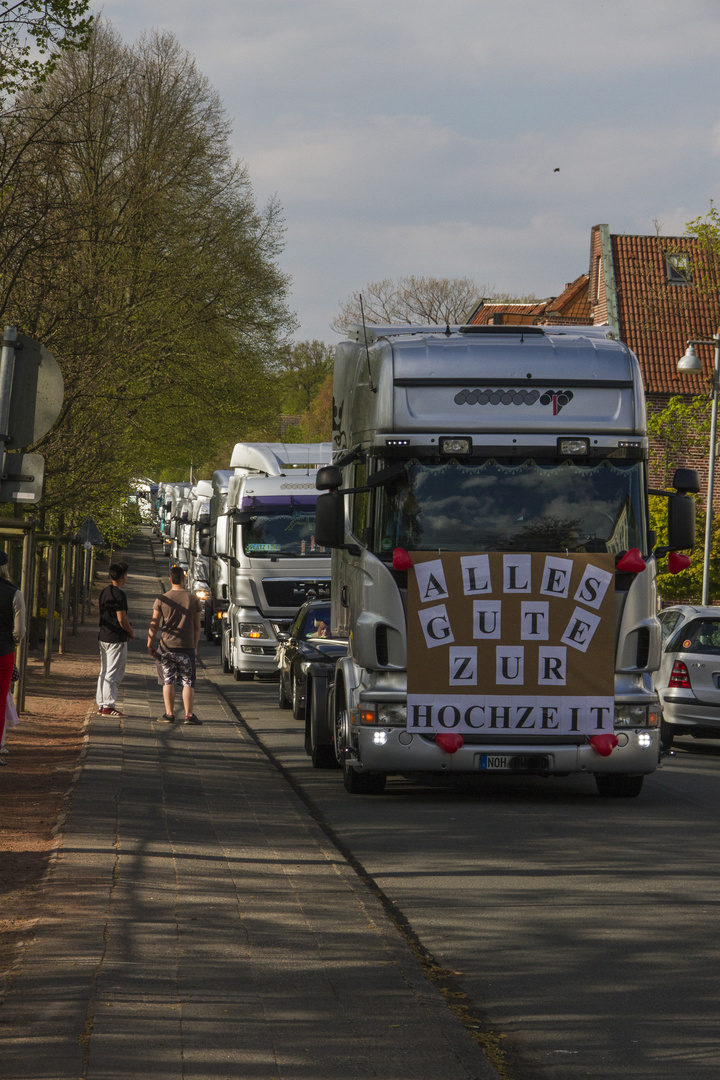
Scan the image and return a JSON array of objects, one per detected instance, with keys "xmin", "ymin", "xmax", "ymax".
[{"xmin": 480, "ymin": 754, "xmax": 548, "ymax": 771}]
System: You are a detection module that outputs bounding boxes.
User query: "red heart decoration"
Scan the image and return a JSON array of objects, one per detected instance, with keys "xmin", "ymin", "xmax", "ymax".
[
  {"xmin": 436, "ymin": 733, "xmax": 464, "ymax": 754},
  {"xmin": 616, "ymin": 548, "xmax": 646, "ymax": 573},
  {"xmin": 668, "ymin": 551, "xmax": 691, "ymax": 574},
  {"xmin": 589, "ymin": 733, "xmax": 619, "ymax": 757},
  {"xmin": 393, "ymin": 548, "xmax": 413, "ymax": 570}
]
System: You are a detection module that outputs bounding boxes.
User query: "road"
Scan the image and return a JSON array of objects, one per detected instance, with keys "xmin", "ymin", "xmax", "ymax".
[{"xmin": 199, "ymin": 640, "xmax": 720, "ymax": 1080}]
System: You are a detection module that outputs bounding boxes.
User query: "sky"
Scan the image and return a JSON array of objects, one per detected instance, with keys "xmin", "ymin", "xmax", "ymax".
[{"xmin": 98, "ymin": 0, "xmax": 720, "ymax": 344}]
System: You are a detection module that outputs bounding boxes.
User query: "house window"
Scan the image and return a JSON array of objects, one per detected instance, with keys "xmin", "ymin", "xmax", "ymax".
[{"xmin": 665, "ymin": 252, "xmax": 692, "ymax": 285}]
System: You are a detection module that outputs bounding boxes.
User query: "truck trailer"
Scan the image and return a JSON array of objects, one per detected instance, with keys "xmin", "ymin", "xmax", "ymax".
[{"xmin": 308, "ymin": 323, "xmax": 696, "ymax": 797}]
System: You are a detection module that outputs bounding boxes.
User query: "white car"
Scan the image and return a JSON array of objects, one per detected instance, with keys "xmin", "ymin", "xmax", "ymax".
[{"xmin": 655, "ymin": 605, "xmax": 720, "ymax": 747}]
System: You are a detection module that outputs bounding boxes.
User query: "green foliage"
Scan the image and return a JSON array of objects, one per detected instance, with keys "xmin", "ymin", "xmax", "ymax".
[
  {"xmin": 0, "ymin": 0, "xmax": 93, "ymax": 100},
  {"xmin": 0, "ymin": 22, "xmax": 294, "ymax": 527},
  {"xmin": 281, "ymin": 370, "xmax": 333, "ymax": 443},
  {"xmin": 648, "ymin": 395, "xmax": 720, "ymax": 601},
  {"xmin": 272, "ymin": 339, "xmax": 333, "ymax": 414}
]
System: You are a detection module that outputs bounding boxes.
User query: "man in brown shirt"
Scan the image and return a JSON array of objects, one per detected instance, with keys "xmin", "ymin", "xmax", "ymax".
[{"xmin": 147, "ymin": 565, "xmax": 202, "ymax": 724}]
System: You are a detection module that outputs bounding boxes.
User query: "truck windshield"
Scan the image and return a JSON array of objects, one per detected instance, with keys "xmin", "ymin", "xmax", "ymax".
[
  {"xmin": 376, "ymin": 457, "xmax": 646, "ymax": 555},
  {"xmin": 242, "ymin": 511, "xmax": 326, "ymax": 558}
]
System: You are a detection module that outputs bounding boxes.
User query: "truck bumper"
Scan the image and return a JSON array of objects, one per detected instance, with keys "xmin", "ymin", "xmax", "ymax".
[{"xmin": 354, "ymin": 727, "xmax": 660, "ymax": 775}]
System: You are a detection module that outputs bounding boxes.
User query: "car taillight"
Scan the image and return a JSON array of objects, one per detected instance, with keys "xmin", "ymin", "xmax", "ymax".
[{"xmin": 669, "ymin": 660, "xmax": 691, "ymax": 689}]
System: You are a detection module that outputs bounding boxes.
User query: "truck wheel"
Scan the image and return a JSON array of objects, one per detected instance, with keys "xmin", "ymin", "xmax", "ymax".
[
  {"xmin": 204, "ymin": 603, "xmax": 214, "ymax": 641},
  {"xmin": 234, "ymin": 667, "xmax": 252, "ymax": 682},
  {"xmin": 292, "ymin": 677, "xmax": 305, "ymax": 721},
  {"xmin": 342, "ymin": 758, "xmax": 387, "ymax": 794},
  {"xmin": 221, "ymin": 632, "xmax": 231, "ymax": 674},
  {"xmin": 278, "ymin": 670, "xmax": 291, "ymax": 709},
  {"xmin": 307, "ymin": 680, "xmax": 337, "ymax": 768},
  {"xmin": 595, "ymin": 774, "xmax": 644, "ymax": 798}
]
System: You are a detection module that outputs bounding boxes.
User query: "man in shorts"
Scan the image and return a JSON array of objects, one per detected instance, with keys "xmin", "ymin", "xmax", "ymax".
[{"xmin": 147, "ymin": 564, "xmax": 202, "ymax": 724}]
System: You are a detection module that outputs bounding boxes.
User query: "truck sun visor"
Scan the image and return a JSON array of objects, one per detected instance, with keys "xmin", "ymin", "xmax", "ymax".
[{"xmin": 240, "ymin": 495, "xmax": 318, "ymax": 513}]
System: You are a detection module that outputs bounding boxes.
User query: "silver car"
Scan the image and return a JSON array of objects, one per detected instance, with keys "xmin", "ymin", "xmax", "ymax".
[{"xmin": 655, "ymin": 605, "xmax": 720, "ymax": 746}]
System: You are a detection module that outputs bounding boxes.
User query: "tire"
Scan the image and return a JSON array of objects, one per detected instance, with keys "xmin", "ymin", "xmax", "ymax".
[
  {"xmin": 292, "ymin": 676, "xmax": 305, "ymax": 720},
  {"xmin": 204, "ymin": 603, "xmax": 214, "ymax": 641},
  {"xmin": 278, "ymin": 669, "xmax": 291, "ymax": 709},
  {"xmin": 660, "ymin": 719, "xmax": 675, "ymax": 753},
  {"xmin": 221, "ymin": 632, "xmax": 231, "ymax": 674},
  {"xmin": 234, "ymin": 667, "xmax": 253, "ymax": 682},
  {"xmin": 342, "ymin": 757, "xmax": 387, "ymax": 794},
  {"xmin": 595, "ymin": 773, "xmax": 644, "ymax": 798},
  {"xmin": 307, "ymin": 679, "xmax": 338, "ymax": 769}
]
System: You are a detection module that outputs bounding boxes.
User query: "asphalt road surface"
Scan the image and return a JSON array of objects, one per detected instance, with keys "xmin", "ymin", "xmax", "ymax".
[{"xmin": 200, "ymin": 640, "xmax": 720, "ymax": 1080}]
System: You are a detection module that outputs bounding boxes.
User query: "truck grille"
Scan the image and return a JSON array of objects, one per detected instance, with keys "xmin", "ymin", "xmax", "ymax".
[{"xmin": 262, "ymin": 578, "xmax": 330, "ymax": 608}]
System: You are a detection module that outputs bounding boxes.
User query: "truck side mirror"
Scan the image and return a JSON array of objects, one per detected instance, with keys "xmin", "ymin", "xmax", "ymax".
[
  {"xmin": 199, "ymin": 535, "xmax": 212, "ymax": 557},
  {"xmin": 315, "ymin": 491, "xmax": 344, "ymax": 548},
  {"xmin": 317, "ymin": 465, "xmax": 343, "ymax": 491},
  {"xmin": 668, "ymin": 493, "xmax": 696, "ymax": 550},
  {"xmin": 672, "ymin": 468, "xmax": 701, "ymax": 494}
]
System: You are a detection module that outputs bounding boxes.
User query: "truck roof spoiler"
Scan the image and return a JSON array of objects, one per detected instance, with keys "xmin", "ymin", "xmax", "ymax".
[{"xmin": 344, "ymin": 323, "xmax": 617, "ymax": 345}]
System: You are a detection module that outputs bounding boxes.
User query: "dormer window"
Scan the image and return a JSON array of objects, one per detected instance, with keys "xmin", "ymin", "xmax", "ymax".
[{"xmin": 665, "ymin": 252, "xmax": 692, "ymax": 284}]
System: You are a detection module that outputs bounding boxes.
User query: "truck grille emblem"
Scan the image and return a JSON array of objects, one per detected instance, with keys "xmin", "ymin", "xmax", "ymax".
[{"xmin": 455, "ymin": 388, "xmax": 574, "ymax": 414}]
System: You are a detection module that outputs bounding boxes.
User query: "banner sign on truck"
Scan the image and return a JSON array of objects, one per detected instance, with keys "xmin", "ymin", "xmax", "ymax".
[{"xmin": 407, "ymin": 552, "xmax": 616, "ymax": 737}]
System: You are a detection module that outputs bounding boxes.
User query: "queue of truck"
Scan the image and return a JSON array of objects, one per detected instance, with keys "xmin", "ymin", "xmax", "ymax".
[{"xmin": 152, "ymin": 322, "xmax": 697, "ymax": 799}]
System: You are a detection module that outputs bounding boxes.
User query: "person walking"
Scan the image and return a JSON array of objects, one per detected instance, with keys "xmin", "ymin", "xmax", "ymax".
[
  {"xmin": 147, "ymin": 564, "xmax": 202, "ymax": 724},
  {"xmin": 0, "ymin": 551, "xmax": 26, "ymax": 765},
  {"xmin": 96, "ymin": 561, "xmax": 134, "ymax": 717}
]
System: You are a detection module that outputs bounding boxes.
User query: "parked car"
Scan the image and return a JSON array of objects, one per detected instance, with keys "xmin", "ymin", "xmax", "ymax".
[
  {"xmin": 276, "ymin": 601, "xmax": 347, "ymax": 720},
  {"xmin": 655, "ymin": 605, "xmax": 720, "ymax": 747}
]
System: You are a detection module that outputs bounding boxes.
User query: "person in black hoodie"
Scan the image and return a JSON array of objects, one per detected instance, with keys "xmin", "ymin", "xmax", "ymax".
[
  {"xmin": 96, "ymin": 562, "xmax": 134, "ymax": 717},
  {"xmin": 0, "ymin": 551, "xmax": 26, "ymax": 763}
]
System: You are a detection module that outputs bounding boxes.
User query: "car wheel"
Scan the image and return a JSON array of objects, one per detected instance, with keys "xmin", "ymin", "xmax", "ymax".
[
  {"xmin": 595, "ymin": 774, "xmax": 644, "ymax": 798},
  {"xmin": 660, "ymin": 719, "xmax": 675, "ymax": 752},
  {"xmin": 291, "ymin": 676, "xmax": 305, "ymax": 720},
  {"xmin": 278, "ymin": 669, "xmax": 291, "ymax": 709}
]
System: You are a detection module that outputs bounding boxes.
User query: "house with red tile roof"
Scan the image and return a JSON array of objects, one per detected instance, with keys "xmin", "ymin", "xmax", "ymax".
[
  {"xmin": 468, "ymin": 225, "xmax": 720, "ymax": 492},
  {"xmin": 589, "ymin": 223, "xmax": 719, "ymax": 404},
  {"xmin": 467, "ymin": 274, "xmax": 591, "ymax": 326}
]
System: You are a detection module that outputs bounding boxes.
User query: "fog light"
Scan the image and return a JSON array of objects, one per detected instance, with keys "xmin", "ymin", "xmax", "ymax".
[
  {"xmin": 440, "ymin": 436, "xmax": 472, "ymax": 456},
  {"xmin": 559, "ymin": 438, "xmax": 589, "ymax": 455},
  {"xmin": 637, "ymin": 731, "xmax": 652, "ymax": 748},
  {"xmin": 373, "ymin": 730, "xmax": 388, "ymax": 745}
]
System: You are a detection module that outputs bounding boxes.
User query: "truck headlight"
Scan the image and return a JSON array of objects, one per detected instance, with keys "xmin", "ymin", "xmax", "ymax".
[
  {"xmin": 195, "ymin": 588, "xmax": 211, "ymax": 601},
  {"xmin": 614, "ymin": 704, "xmax": 648, "ymax": 727},
  {"xmin": 238, "ymin": 623, "xmax": 268, "ymax": 639},
  {"xmin": 376, "ymin": 703, "xmax": 406, "ymax": 726}
]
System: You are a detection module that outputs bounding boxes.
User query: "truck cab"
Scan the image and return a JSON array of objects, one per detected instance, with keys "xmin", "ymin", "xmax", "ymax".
[{"xmin": 308, "ymin": 324, "xmax": 696, "ymax": 797}]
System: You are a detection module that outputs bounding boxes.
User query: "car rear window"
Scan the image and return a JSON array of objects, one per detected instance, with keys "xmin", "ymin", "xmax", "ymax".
[{"xmin": 668, "ymin": 618, "xmax": 720, "ymax": 654}]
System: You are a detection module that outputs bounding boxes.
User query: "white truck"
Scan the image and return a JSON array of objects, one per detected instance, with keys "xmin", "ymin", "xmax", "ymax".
[
  {"xmin": 185, "ymin": 479, "xmax": 213, "ymax": 614},
  {"xmin": 203, "ymin": 469, "xmax": 233, "ymax": 643},
  {"xmin": 163, "ymin": 482, "xmax": 192, "ymax": 560},
  {"xmin": 222, "ymin": 442, "xmax": 333, "ymax": 680},
  {"xmin": 309, "ymin": 323, "xmax": 697, "ymax": 796}
]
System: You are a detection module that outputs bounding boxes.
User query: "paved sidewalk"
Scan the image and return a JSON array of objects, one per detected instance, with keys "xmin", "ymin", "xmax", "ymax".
[{"xmin": 0, "ymin": 532, "xmax": 498, "ymax": 1080}]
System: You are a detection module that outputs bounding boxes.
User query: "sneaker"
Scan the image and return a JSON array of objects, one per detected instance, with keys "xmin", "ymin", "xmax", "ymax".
[
  {"xmin": 0, "ymin": 757, "xmax": 7, "ymax": 766},
  {"xmin": 102, "ymin": 706, "xmax": 124, "ymax": 717},
  {"xmin": 183, "ymin": 714, "xmax": 202, "ymax": 725},
  {"xmin": 0, "ymin": 746, "xmax": 8, "ymax": 755},
  {"xmin": 157, "ymin": 713, "xmax": 175, "ymax": 723}
]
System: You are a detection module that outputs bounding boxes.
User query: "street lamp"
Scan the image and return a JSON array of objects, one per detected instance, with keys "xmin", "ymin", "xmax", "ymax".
[{"xmin": 678, "ymin": 334, "xmax": 720, "ymax": 605}]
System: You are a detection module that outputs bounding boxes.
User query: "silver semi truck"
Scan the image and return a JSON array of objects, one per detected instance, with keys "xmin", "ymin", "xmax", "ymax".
[
  {"xmin": 308, "ymin": 323, "xmax": 696, "ymax": 797},
  {"xmin": 222, "ymin": 442, "xmax": 333, "ymax": 680}
]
